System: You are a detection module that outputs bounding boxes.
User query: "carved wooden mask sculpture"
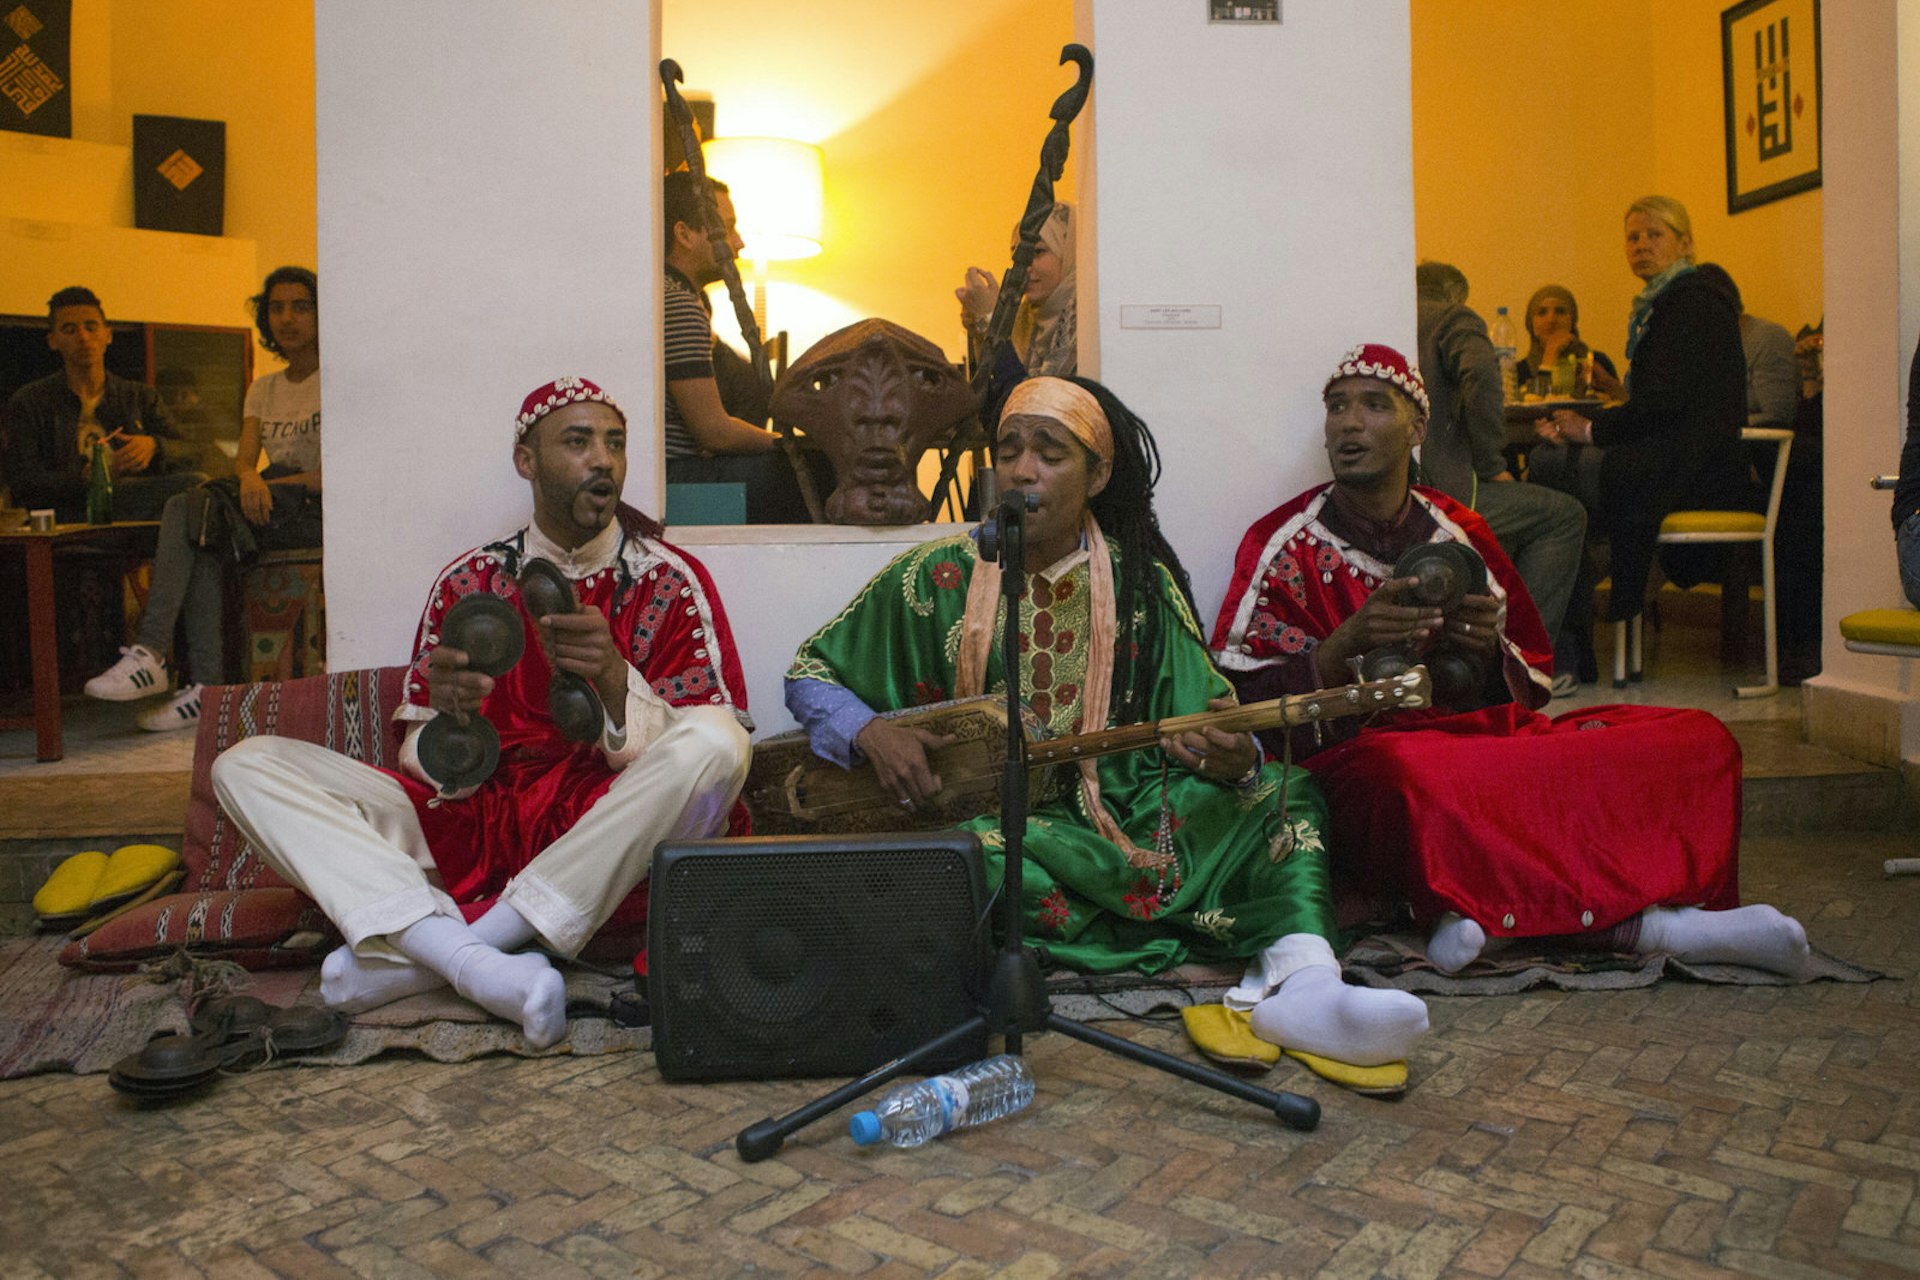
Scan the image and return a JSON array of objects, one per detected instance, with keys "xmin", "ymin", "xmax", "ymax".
[{"xmin": 771, "ymin": 319, "xmax": 978, "ymax": 524}]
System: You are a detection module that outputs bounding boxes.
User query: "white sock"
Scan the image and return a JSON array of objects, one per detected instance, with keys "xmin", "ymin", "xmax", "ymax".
[
  {"xmin": 1426, "ymin": 913, "xmax": 1488, "ymax": 975},
  {"xmin": 1224, "ymin": 944, "xmax": 1286, "ymax": 1010},
  {"xmin": 319, "ymin": 944, "xmax": 442, "ymax": 1014},
  {"xmin": 1248, "ymin": 964, "xmax": 1430, "ymax": 1067},
  {"xmin": 1224, "ymin": 931, "xmax": 1335, "ymax": 1010},
  {"xmin": 1635, "ymin": 904, "xmax": 1811, "ymax": 977},
  {"xmin": 318, "ymin": 903, "xmax": 542, "ymax": 1014},
  {"xmin": 389, "ymin": 913, "xmax": 568, "ymax": 1047}
]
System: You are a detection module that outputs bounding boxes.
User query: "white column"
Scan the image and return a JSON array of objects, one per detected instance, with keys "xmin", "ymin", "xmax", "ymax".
[
  {"xmin": 1803, "ymin": 0, "xmax": 1920, "ymax": 765},
  {"xmin": 1080, "ymin": 0, "xmax": 1416, "ymax": 621},
  {"xmin": 316, "ymin": 1, "xmax": 660, "ymax": 669}
]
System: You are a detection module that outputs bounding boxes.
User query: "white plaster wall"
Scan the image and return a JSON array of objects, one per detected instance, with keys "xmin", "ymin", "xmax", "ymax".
[
  {"xmin": 1803, "ymin": 0, "xmax": 1920, "ymax": 764},
  {"xmin": 675, "ymin": 527, "xmax": 962, "ymax": 734},
  {"xmin": 315, "ymin": 1, "xmax": 660, "ymax": 669},
  {"xmin": 0, "ymin": 219, "xmax": 257, "ymax": 331},
  {"xmin": 1081, "ymin": 0, "xmax": 1416, "ymax": 625}
]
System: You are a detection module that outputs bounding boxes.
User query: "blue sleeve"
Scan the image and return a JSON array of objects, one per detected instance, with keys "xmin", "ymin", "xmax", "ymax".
[{"xmin": 784, "ymin": 677, "xmax": 879, "ymax": 770}]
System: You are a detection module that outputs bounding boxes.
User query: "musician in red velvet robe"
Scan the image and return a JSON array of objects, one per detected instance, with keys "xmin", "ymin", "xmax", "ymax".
[
  {"xmin": 213, "ymin": 378, "xmax": 752, "ymax": 1045},
  {"xmin": 1208, "ymin": 345, "xmax": 1812, "ymax": 978}
]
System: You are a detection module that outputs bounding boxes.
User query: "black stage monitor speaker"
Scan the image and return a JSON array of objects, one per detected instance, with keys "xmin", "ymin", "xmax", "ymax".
[{"xmin": 648, "ymin": 832, "xmax": 990, "ymax": 1083}]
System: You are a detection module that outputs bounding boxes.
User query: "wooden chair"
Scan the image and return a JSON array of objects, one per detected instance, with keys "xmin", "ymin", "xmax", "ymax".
[{"xmin": 1614, "ymin": 427, "xmax": 1793, "ymax": 697}]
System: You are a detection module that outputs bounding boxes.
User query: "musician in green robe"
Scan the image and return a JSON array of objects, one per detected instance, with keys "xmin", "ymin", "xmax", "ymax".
[{"xmin": 784, "ymin": 376, "xmax": 1428, "ymax": 1075}]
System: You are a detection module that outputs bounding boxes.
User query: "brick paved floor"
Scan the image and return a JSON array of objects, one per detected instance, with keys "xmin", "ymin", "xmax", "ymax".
[{"xmin": 3, "ymin": 831, "xmax": 1916, "ymax": 1278}]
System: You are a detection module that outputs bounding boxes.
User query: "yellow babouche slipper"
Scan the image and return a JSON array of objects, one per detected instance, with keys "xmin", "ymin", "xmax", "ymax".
[
  {"xmin": 69, "ymin": 869, "xmax": 185, "ymax": 939},
  {"xmin": 1181, "ymin": 1004, "xmax": 1409, "ymax": 1096},
  {"xmin": 1181, "ymin": 1004, "xmax": 1281, "ymax": 1068},
  {"xmin": 33, "ymin": 844, "xmax": 182, "ymax": 926},
  {"xmin": 88, "ymin": 844, "xmax": 181, "ymax": 909},
  {"xmin": 32, "ymin": 850, "xmax": 110, "ymax": 920},
  {"xmin": 1281, "ymin": 1048, "xmax": 1409, "ymax": 1098}
]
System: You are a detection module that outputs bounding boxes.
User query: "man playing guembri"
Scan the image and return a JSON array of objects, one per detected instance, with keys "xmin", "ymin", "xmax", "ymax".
[{"xmin": 784, "ymin": 375, "xmax": 1430, "ymax": 1080}]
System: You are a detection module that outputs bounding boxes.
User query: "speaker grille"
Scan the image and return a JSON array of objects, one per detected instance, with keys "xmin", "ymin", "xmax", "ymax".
[{"xmin": 648, "ymin": 834, "xmax": 989, "ymax": 1081}]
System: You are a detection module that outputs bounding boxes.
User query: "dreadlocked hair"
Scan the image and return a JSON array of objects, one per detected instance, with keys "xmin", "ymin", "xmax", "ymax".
[{"xmin": 1065, "ymin": 377, "xmax": 1197, "ymax": 726}]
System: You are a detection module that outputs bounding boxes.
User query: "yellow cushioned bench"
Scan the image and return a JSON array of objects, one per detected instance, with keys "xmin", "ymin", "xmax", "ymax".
[
  {"xmin": 1838, "ymin": 608, "xmax": 1920, "ymax": 656},
  {"xmin": 1659, "ymin": 510, "xmax": 1767, "ymax": 536}
]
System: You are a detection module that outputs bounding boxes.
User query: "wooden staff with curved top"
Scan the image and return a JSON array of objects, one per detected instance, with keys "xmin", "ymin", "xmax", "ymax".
[
  {"xmin": 660, "ymin": 59, "xmax": 826, "ymax": 522},
  {"xmin": 931, "ymin": 44, "xmax": 1095, "ymax": 519}
]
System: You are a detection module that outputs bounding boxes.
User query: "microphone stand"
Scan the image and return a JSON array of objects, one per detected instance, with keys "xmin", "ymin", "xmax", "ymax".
[{"xmin": 734, "ymin": 494, "xmax": 1319, "ymax": 1163}]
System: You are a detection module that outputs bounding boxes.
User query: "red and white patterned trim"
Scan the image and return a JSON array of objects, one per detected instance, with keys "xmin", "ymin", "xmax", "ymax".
[
  {"xmin": 1323, "ymin": 342, "xmax": 1430, "ymax": 418},
  {"xmin": 515, "ymin": 375, "xmax": 626, "ymax": 443}
]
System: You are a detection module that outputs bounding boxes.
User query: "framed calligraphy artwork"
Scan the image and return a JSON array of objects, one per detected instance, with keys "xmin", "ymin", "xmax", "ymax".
[
  {"xmin": 1722, "ymin": 0, "xmax": 1821, "ymax": 214},
  {"xmin": 0, "ymin": 0, "xmax": 71, "ymax": 138}
]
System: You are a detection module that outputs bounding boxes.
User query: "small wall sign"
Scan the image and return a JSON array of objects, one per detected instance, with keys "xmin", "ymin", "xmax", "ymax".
[
  {"xmin": 1209, "ymin": 2, "xmax": 1280, "ymax": 23},
  {"xmin": 1119, "ymin": 306, "xmax": 1223, "ymax": 330}
]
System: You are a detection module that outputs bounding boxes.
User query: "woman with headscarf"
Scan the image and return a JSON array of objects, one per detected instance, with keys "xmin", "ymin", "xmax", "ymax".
[
  {"xmin": 955, "ymin": 203, "xmax": 1078, "ymax": 416},
  {"xmin": 1512, "ymin": 284, "xmax": 1622, "ymax": 399},
  {"xmin": 1531, "ymin": 195, "xmax": 1749, "ymax": 632}
]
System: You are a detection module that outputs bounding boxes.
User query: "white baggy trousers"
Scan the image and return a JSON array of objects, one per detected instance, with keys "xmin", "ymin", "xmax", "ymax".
[{"xmin": 210, "ymin": 704, "xmax": 750, "ymax": 959}]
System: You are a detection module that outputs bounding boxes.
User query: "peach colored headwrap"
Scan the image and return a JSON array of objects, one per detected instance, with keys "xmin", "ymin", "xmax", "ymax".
[
  {"xmin": 953, "ymin": 378, "xmax": 1164, "ymax": 870},
  {"xmin": 1000, "ymin": 376, "xmax": 1113, "ymax": 464}
]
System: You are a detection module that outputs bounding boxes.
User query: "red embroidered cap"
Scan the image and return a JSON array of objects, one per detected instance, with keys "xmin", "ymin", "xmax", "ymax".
[
  {"xmin": 1323, "ymin": 343, "xmax": 1429, "ymax": 418},
  {"xmin": 515, "ymin": 376, "xmax": 626, "ymax": 443}
]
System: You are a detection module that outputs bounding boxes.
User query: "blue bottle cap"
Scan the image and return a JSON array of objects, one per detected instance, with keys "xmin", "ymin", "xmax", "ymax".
[{"xmin": 848, "ymin": 1111, "xmax": 883, "ymax": 1146}]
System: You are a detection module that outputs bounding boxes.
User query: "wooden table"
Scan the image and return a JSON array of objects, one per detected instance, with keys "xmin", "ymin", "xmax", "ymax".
[
  {"xmin": 1502, "ymin": 397, "xmax": 1613, "ymax": 448},
  {"xmin": 0, "ymin": 521, "xmax": 160, "ymax": 761}
]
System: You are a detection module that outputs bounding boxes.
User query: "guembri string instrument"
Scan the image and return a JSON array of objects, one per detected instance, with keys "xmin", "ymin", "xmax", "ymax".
[
  {"xmin": 930, "ymin": 44, "xmax": 1093, "ymax": 519},
  {"xmin": 745, "ymin": 668, "xmax": 1432, "ymax": 834}
]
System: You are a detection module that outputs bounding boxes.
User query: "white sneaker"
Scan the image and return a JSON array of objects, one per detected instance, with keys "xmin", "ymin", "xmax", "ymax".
[
  {"xmin": 1550, "ymin": 671, "xmax": 1579, "ymax": 699},
  {"xmin": 137, "ymin": 684, "xmax": 203, "ymax": 732},
  {"xmin": 84, "ymin": 645, "xmax": 168, "ymax": 702}
]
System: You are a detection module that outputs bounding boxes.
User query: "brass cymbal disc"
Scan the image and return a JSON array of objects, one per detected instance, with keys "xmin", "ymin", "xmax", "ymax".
[
  {"xmin": 441, "ymin": 593, "xmax": 525, "ymax": 677},
  {"xmin": 416, "ymin": 713, "xmax": 501, "ymax": 790}
]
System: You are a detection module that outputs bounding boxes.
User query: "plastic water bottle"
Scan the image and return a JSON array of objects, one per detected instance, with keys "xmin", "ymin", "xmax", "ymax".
[
  {"xmin": 1489, "ymin": 306, "xmax": 1520, "ymax": 401},
  {"xmin": 848, "ymin": 1055, "xmax": 1035, "ymax": 1148}
]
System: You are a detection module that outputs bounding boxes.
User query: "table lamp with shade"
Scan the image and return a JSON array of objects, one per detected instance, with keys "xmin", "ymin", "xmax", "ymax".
[{"xmin": 700, "ymin": 136, "xmax": 824, "ymax": 347}]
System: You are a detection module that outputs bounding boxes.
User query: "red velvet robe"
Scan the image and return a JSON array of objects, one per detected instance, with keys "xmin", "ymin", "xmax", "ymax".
[
  {"xmin": 387, "ymin": 524, "xmax": 750, "ymax": 925},
  {"xmin": 1210, "ymin": 483, "xmax": 1552, "ymax": 719},
  {"xmin": 1209, "ymin": 484, "xmax": 1739, "ymax": 937}
]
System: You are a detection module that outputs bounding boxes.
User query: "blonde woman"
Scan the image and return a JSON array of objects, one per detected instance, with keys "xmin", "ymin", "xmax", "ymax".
[{"xmin": 1532, "ymin": 196, "xmax": 1749, "ymax": 628}]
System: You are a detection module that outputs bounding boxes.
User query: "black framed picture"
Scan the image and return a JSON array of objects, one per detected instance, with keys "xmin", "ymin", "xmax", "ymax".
[
  {"xmin": 1722, "ymin": 0, "xmax": 1821, "ymax": 214},
  {"xmin": 0, "ymin": 0, "xmax": 71, "ymax": 138}
]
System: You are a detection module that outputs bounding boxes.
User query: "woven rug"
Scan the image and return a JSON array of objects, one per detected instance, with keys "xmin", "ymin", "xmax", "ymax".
[
  {"xmin": 7, "ymin": 930, "xmax": 1871, "ymax": 1082},
  {"xmin": 0, "ymin": 936, "xmax": 1236, "ymax": 1079},
  {"xmin": 0, "ymin": 935, "xmax": 644, "ymax": 1079},
  {"xmin": 1341, "ymin": 932, "xmax": 1883, "ymax": 994}
]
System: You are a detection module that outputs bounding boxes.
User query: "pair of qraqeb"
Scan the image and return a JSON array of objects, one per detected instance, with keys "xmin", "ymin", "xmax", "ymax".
[{"xmin": 415, "ymin": 558, "xmax": 605, "ymax": 790}]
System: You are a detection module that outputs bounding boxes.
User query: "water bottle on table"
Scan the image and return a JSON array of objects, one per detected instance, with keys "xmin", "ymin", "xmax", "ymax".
[
  {"xmin": 1489, "ymin": 307, "xmax": 1519, "ymax": 401},
  {"xmin": 848, "ymin": 1054, "xmax": 1035, "ymax": 1148}
]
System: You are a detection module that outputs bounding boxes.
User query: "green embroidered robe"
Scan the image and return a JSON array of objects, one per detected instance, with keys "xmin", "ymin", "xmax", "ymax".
[{"xmin": 788, "ymin": 535, "xmax": 1338, "ymax": 974}]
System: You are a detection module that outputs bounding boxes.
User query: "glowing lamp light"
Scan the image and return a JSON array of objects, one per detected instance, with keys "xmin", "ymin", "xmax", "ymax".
[{"xmin": 701, "ymin": 136, "xmax": 824, "ymax": 263}]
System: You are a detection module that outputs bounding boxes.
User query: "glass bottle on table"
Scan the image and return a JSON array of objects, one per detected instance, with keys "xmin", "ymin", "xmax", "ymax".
[
  {"xmin": 85, "ymin": 440, "xmax": 114, "ymax": 525},
  {"xmin": 1551, "ymin": 353, "xmax": 1577, "ymax": 397}
]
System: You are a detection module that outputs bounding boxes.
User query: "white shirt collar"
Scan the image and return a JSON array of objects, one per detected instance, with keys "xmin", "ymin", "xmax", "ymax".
[
  {"xmin": 524, "ymin": 517, "xmax": 622, "ymax": 578},
  {"xmin": 1034, "ymin": 536, "xmax": 1090, "ymax": 585}
]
